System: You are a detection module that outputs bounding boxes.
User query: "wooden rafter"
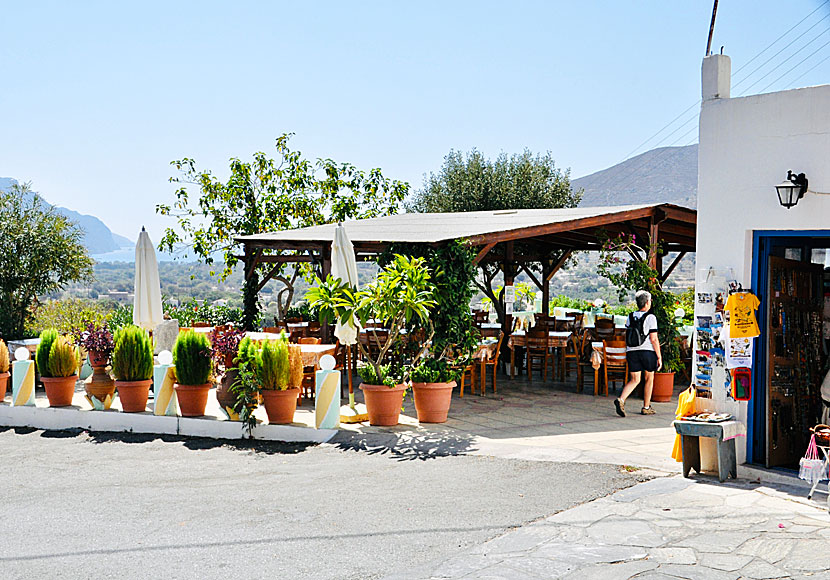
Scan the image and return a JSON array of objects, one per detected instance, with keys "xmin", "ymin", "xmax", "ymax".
[
  {"xmin": 473, "ymin": 242, "xmax": 497, "ymax": 265},
  {"xmin": 545, "ymin": 250, "xmax": 573, "ymax": 282},
  {"xmin": 660, "ymin": 251, "xmax": 687, "ymax": 283},
  {"xmin": 518, "ymin": 263, "xmax": 543, "ymax": 289}
]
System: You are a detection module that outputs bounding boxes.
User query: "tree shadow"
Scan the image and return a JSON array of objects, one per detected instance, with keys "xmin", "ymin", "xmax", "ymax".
[
  {"xmin": 330, "ymin": 429, "xmax": 477, "ymax": 461},
  {"xmin": 83, "ymin": 431, "xmax": 318, "ymax": 455}
]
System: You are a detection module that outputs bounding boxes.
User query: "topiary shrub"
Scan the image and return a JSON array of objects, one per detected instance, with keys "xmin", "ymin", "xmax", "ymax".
[
  {"xmin": 0, "ymin": 340, "xmax": 9, "ymax": 373},
  {"xmin": 172, "ymin": 331, "xmax": 213, "ymax": 386},
  {"xmin": 36, "ymin": 329, "xmax": 59, "ymax": 377},
  {"xmin": 256, "ymin": 336, "xmax": 290, "ymax": 390},
  {"xmin": 111, "ymin": 325, "xmax": 154, "ymax": 381},
  {"xmin": 48, "ymin": 336, "xmax": 79, "ymax": 378}
]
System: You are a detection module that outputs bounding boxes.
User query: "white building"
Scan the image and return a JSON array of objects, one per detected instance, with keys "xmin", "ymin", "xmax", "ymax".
[{"xmin": 696, "ymin": 54, "xmax": 830, "ymax": 468}]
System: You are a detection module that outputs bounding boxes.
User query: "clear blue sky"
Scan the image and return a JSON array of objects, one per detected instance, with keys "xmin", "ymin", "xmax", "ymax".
[{"xmin": 3, "ymin": 1, "xmax": 829, "ymax": 244}]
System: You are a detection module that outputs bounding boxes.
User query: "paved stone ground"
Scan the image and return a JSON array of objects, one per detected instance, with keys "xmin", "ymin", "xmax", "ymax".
[{"xmin": 384, "ymin": 476, "xmax": 830, "ymax": 580}]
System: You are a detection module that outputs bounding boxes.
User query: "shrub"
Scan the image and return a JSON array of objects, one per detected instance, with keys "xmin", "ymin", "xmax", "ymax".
[
  {"xmin": 36, "ymin": 329, "xmax": 59, "ymax": 377},
  {"xmin": 111, "ymin": 326, "xmax": 154, "ymax": 381},
  {"xmin": 172, "ymin": 331, "xmax": 213, "ymax": 386},
  {"xmin": 48, "ymin": 336, "xmax": 79, "ymax": 378},
  {"xmin": 257, "ymin": 337, "xmax": 290, "ymax": 390},
  {"xmin": 0, "ymin": 340, "xmax": 9, "ymax": 373},
  {"xmin": 287, "ymin": 344, "xmax": 303, "ymax": 389},
  {"xmin": 235, "ymin": 336, "xmax": 258, "ymax": 368},
  {"xmin": 28, "ymin": 299, "xmax": 111, "ymax": 336},
  {"xmin": 410, "ymin": 357, "xmax": 460, "ymax": 384}
]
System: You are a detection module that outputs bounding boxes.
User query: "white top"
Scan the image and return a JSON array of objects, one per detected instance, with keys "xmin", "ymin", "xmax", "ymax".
[{"xmin": 625, "ymin": 311, "xmax": 658, "ymax": 353}]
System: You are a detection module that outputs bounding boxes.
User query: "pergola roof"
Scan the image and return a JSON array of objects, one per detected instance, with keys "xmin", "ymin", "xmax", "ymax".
[{"xmin": 236, "ymin": 203, "xmax": 696, "ymax": 253}]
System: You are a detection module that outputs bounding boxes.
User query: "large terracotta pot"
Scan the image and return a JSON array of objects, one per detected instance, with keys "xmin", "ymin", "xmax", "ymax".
[
  {"xmin": 411, "ymin": 381, "xmax": 456, "ymax": 423},
  {"xmin": 360, "ymin": 383, "xmax": 407, "ymax": 426},
  {"xmin": 261, "ymin": 388, "xmax": 300, "ymax": 424},
  {"xmin": 175, "ymin": 383, "xmax": 212, "ymax": 417},
  {"xmin": 652, "ymin": 372, "xmax": 676, "ymax": 403},
  {"xmin": 116, "ymin": 379, "xmax": 151, "ymax": 413},
  {"xmin": 41, "ymin": 375, "xmax": 78, "ymax": 407},
  {"xmin": 216, "ymin": 368, "xmax": 238, "ymax": 411},
  {"xmin": 85, "ymin": 366, "xmax": 116, "ymax": 403},
  {"xmin": 0, "ymin": 371, "xmax": 9, "ymax": 397},
  {"xmin": 88, "ymin": 350, "xmax": 110, "ymax": 368}
]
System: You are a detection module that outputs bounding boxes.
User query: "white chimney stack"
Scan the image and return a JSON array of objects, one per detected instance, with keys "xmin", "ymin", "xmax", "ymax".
[{"xmin": 702, "ymin": 54, "xmax": 731, "ymax": 101}]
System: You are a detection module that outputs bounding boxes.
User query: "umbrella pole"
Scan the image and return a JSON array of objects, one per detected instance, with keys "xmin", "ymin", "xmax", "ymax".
[{"xmin": 347, "ymin": 344, "xmax": 355, "ymax": 410}]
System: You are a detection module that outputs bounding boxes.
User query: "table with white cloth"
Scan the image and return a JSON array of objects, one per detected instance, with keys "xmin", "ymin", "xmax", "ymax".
[{"xmin": 507, "ymin": 331, "xmax": 572, "ymax": 380}]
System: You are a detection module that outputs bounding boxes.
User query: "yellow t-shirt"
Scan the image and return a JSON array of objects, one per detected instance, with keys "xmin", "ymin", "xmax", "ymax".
[{"xmin": 725, "ymin": 292, "xmax": 760, "ymax": 338}]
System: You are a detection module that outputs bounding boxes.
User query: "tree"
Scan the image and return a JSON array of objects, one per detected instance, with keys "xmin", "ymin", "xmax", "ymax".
[
  {"xmin": 408, "ymin": 148, "xmax": 582, "ymax": 325},
  {"xmin": 156, "ymin": 133, "xmax": 409, "ymax": 327},
  {"xmin": 0, "ymin": 183, "xmax": 94, "ymax": 339}
]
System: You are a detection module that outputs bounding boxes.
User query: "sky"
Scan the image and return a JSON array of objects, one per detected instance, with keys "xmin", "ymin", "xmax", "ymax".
[{"xmin": 2, "ymin": 1, "xmax": 830, "ymax": 245}]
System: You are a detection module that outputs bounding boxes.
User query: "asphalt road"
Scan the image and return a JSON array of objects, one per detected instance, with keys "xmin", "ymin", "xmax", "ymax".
[{"xmin": 0, "ymin": 427, "xmax": 646, "ymax": 580}]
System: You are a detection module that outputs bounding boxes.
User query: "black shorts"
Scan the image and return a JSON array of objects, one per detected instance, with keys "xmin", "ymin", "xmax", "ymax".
[{"xmin": 626, "ymin": 350, "xmax": 658, "ymax": 373}]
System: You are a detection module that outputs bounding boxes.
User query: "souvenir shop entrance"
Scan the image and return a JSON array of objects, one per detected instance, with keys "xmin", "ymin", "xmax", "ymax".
[{"xmin": 749, "ymin": 231, "xmax": 830, "ymax": 468}]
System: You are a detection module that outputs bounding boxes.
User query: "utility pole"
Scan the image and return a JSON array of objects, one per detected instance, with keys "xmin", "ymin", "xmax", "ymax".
[{"xmin": 706, "ymin": 0, "xmax": 719, "ymax": 56}]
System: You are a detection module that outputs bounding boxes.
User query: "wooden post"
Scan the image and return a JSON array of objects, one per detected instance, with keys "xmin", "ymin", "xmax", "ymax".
[
  {"xmin": 541, "ymin": 260, "xmax": 551, "ymax": 317},
  {"xmin": 649, "ymin": 218, "xmax": 662, "ymax": 276}
]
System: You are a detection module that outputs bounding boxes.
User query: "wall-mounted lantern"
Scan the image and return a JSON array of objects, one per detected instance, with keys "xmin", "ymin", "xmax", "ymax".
[{"xmin": 774, "ymin": 170, "xmax": 808, "ymax": 209}]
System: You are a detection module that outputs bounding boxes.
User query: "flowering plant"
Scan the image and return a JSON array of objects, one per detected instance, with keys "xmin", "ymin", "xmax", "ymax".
[
  {"xmin": 208, "ymin": 327, "xmax": 244, "ymax": 369},
  {"xmin": 72, "ymin": 322, "xmax": 115, "ymax": 355}
]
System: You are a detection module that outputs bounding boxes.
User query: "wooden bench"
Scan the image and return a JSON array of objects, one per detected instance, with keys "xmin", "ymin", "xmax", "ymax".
[{"xmin": 673, "ymin": 420, "xmax": 741, "ymax": 482}]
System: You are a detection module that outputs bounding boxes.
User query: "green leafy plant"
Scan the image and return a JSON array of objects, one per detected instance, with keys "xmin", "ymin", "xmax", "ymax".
[
  {"xmin": 356, "ymin": 364, "xmax": 396, "ymax": 387},
  {"xmin": 410, "ymin": 356, "xmax": 461, "ymax": 384},
  {"xmin": 231, "ymin": 362, "xmax": 260, "ymax": 436},
  {"xmin": 27, "ymin": 299, "xmax": 111, "ymax": 337},
  {"xmin": 0, "ymin": 340, "xmax": 9, "ymax": 373},
  {"xmin": 172, "ymin": 331, "xmax": 213, "ymax": 386},
  {"xmin": 47, "ymin": 336, "xmax": 79, "ymax": 378},
  {"xmin": 308, "ymin": 255, "xmax": 437, "ymax": 386},
  {"xmin": 111, "ymin": 326, "xmax": 154, "ymax": 381},
  {"xmin": 256, "ymin": 336, "xmax": 290, "ymax": 390},
  {"xmin": 36, "ymin": 329, "xmax": 59, "ymax": 378}
]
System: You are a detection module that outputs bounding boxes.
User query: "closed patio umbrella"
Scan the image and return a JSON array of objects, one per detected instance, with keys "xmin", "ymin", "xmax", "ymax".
[
  {"xmin": 330, "ymin": 223, "xmax": 366, "ymax": 422},
  {"xmin": 133, "ymin": 227, "xmax": 163, "ymax": 332}
]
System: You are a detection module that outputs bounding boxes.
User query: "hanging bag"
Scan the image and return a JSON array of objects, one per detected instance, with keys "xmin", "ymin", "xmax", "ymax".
[
  {"xmin": 798, "ymin": 434, "xmax": 825, "ymax": 484},
  {"xmin": 626, "ymin": 312, "xmax": 647, "ymax": 348}
]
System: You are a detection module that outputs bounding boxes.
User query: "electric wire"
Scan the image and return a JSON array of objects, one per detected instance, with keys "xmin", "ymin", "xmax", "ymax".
[{"xmin": 755, "ymin": 35, "xmax": 830, "ymax": 94}]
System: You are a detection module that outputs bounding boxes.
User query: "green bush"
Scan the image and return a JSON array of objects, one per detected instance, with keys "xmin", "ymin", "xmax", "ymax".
[
  {"xmin": 410, "ymin": 357, "xmax": 460, "ymax": 384},
  {"xmin": 48, "ymin": 336, "xmax": 79, "ymax": 378},
  {"xmin": 548, "ymin": 295, "xmax": 592, "ymax": 312},
  {"xmin": 28, "ymin": 299, "xmax": 112, "ymax": 337},
  {"xmin": 111, "ymin": 326, "xmax": 154, "ymax": 381},
  {"xmin": 256, "ymin": 337, "xmax": 290, "ymax": 390},
  {"xmin": 0, "ymin": 340, "xmax": 9, "ymax": 373},
  {"xmin": 235, "ymin": 336, "xmax": 258, "ymax": 368},
  {"xmin": 357, "ymin": 363, "xmax": 397, "ymax": 386},
  {"xmin": 172, "ymin": 331, "xmax": 213, "ymax": 386},
  {"xmin": 36, "ymin": 329, "xmax": 59, "ymax": 377}
]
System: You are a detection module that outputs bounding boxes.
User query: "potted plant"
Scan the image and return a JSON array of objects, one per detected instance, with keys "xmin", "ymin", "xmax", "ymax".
[
  {"xmin": 111, "ymin": 325, "xmax": 154, "ymax": 413},
  {"xmin": 307, "ymin": 254, "xmax": 437, "ymax": 426},
  {"xmin": 172, "ymin": 331, "xmax": 214, "ymax": 417},
  {"xmin": 228, "ymin": 336, "xmax": 262, "ymax": 431},
  {"xmin": 73, "ymin": 322, "xmax": 116, "ymax": 404},
  {"xmin": 256, "ymin": 335, "xmax": 298, "ymax": 424},
  {"xmin": 0, "ymin": 340, "xmax": 9, "ymax": 396},
  {"xmin": 36, "ymin": 331, "xmax": 80, "ymax": 407},
  {"xmin": 210, "ymin": 326, "xmax": 245, "ymax": 413},
  {"xmin": 410, "ymin": 356, "xmax": 459, "ymax": 423}
]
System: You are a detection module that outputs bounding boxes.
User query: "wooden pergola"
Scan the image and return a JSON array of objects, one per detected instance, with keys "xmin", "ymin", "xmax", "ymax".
[{"xmin": 236, "ymin": 203, "xmax": 696, "ymax": 333}]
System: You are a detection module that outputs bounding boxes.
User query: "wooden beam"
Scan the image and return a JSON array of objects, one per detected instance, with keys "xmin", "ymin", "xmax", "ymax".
[
  {"xmin": 473, "ymin": 242, "xmax": 497, "ymax": 265},
  {"xmin": 245, "ymin": 248, "xmax": 262, "ymax": 279},
  {"xmin": 649, "ymin": 218, "xmax": 661, "ymax": 272},
  {"xmin": 660, "ymin": 251, "xmax": 687, "ymax": 283},
  {"xmin": 235, "ymin": 254, "xmax": 315, "ymax": 264},
  {"xmin": 545, "ymin": 250, "xmax": 572, "ymax": 282},
  {"xmin": 256, "ymin": 264, "xmax": 283, "ymax": 293},
  {"xmin": 518, "ymin": 263, "xmax": 543, "ymax": 289}
]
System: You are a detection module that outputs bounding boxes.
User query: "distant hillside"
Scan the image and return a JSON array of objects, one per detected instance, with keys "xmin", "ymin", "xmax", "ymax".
[
  {"xmin": 573, "ymin": 144, "xmax": 697, "ymax": 207},
  {"xmin": 0, "ymin": 177, "xmax": 133, "ymax": 254}
]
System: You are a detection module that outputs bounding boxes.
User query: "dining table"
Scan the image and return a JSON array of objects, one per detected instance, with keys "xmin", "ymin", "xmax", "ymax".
[{"xmin": 507, "ymin": 330, "xmax": 573, "ymax": 380}]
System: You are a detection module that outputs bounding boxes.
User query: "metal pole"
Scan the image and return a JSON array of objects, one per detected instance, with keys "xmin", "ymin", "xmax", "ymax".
[{"xmin": 706, "ymin": 0, "xmax": 719, "ymax": 56}]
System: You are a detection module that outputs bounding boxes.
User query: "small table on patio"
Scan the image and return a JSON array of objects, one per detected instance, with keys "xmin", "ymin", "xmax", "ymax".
[{"xmin": 508, "ymin": 331, "xmax": 572, "ymax": 380}]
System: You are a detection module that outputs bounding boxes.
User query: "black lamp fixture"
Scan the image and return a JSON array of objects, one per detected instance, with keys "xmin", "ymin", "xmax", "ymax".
[{"xmin": 774, "ymin": 170, "xmax": 808, "ymax": 209}]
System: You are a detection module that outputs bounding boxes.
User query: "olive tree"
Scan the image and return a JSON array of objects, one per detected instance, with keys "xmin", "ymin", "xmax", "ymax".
[{"xmin": 0, "ymin": 183, "xmax": 94, "ymax": 339}]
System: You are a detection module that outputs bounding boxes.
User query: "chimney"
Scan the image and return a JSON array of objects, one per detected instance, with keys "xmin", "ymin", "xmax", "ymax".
[{"xmin": 702, "ymin": 54, "xmax": 730, "ymax": 101}]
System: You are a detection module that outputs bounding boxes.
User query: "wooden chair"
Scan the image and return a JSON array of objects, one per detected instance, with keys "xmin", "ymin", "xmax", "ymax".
[
  {"xmin": 602, "ymin": 339, "xmax": 628, "ymax": 397},
  {"xmin": 298, "ymin": 337, "xmax": 321, "ymax": 345},
  {"xmin": 263, "ymin": 326, "xmax": 280, "ymax": 334},
  {"xmin": 458, "ymin": 361, "xmax": 476, "ymax": 398},
  {"xmin": 576, "ymin": 332, "xmax": 600, "ymax": 395},
  {"xmin": 571, "ymin": 312, "xmax": 584, "ymax": 332},
  {"xmin": 479, "ymin": 332, "xmax": 504, "ymax": 395},
  {"xmin": 525, "ymin": 329, "xmax": 549, "ymax": 383},
  {"xmin": 192, "ymin": 321, "xmax": 210, "ymax": 328},
  {"xmin": 561, "ymin": 333, "xmax": 580, "ymax": 380},
  {"xmin": 594, "ymin": 318, "xmax": 615, "ymax": 341},
  {"xmin": 306, "ymin": 321, "xmax": 322, "ymax": 338}
]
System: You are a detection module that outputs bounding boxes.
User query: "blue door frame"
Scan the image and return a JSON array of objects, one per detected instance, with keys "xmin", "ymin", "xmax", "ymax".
[{"xmin": 748, "ymin": 230, "xmax": 830, "ymax": 465}]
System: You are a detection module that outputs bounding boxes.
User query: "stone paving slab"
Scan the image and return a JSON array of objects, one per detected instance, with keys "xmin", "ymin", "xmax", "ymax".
[{"xmin": 384, "ymin": 475, "xmax": 830, "ymax": 580}]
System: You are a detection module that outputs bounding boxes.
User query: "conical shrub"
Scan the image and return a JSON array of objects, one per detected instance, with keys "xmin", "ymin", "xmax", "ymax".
[
  {"xmin": 172, "ymin": 331, "xmax": 212, "ymax": 386},
  {"xmin": 287, "ymin": 344, "xmax": 303, "ymax": 389},
  {"xmin": 257, "ymin": 336, "xmax": 290, "ymax": 390},
  {"xmin": 36, "ymin": 329, "xmax": 59, "ymax": 378},
  {"xmin": 111, "ymin": 326, "xmax": 153, "ymax": 381},
  {"xmin": 48, "ymin": 336, "xmax": 79, "ymax": 378},
  {"xmin": 0, "ymin": 340, "xmax": 9, "ymax": 373}
]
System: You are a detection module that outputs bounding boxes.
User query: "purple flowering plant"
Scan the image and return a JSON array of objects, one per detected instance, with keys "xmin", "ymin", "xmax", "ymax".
[
  {"xmin": 208, "ymin": 327, "xmax": 244, "ymax": 369},
  {"xmin": 72, "ymin": 321, "xmax": 115, "ymax": 355}
]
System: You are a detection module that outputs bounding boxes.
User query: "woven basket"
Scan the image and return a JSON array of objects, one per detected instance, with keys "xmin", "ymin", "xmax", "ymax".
[{"xmin": 811, "ymin": 424, "xmax": 830, "ymax": 446}]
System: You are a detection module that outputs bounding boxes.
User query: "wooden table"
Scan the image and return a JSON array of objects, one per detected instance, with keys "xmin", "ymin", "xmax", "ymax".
[{"xmin": 507, "ymin": 331, "xmax": 572, "ymax": 380}]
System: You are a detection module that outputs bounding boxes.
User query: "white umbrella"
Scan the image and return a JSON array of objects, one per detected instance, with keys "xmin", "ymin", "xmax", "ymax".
[
  {"xmin": 330, "ymin": 223, "xmax": 365, "ymax": 421},
  {"xmin": 133, "ymin": 227, "xmax": 163, "ymax": 332}
]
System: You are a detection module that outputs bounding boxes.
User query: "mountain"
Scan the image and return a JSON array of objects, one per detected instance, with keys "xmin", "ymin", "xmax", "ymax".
[
  {"xmin": 0, "ymin": 177, "xmax": 133, "ymax": 254},
  {"xmin": 573, "ymin": 144, "xmax": 697, "ymax": 207}
]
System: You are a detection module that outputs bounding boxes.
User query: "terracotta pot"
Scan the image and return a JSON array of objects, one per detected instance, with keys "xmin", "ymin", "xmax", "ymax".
[
  {"xmin": 0, "ymin": 371, "xmax": 9, "ymax": 396},
  {"xmin": 85, "ymin": 366, "xmax": 115, "ymax": 402},
  {"xmin": 175, "ymin": 383, "xmax": 212, "ymax": 417},
  {"xmin": 88, "ymin": 350, "xmax": 110, "ymax": 368},
  {"xmin": 360, "ymin": 383, "xmax": 407, "ymax": 426},
  {"xmin": 216, "ymin": 368, "xmax": 238, "ymax": 410},
  {"xmin": 411, "ymin": 381, "xmax": 456, "ymax": 423},
  {"xmin": 116, "ymin": 379, "xmax": 152, "ymax": 413},
  {"xmin": 261, "ymin": 388, "xmax": 300, "ymax": 424},
  {"xmin": 652, "ymin": 372, "xmax": 676, "ymax": 403},
  {"xmin": 41, "ymin": 375, "xmax": 78, "ymax": 407}
]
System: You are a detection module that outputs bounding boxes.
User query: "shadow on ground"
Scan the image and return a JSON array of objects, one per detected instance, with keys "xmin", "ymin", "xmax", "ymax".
[{"xmin": 330, "ymin": 429, "xmax": 477, "ymax": 461}]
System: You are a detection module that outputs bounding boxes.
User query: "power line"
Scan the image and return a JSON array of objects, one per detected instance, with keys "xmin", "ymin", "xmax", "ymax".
[
  {"xmin": 756, "ymin": 35, "xmax": 830, "ymax": 94},
  {"xmin": 787, "ymin": 49, "xmax": 830, "ymax": 86}
]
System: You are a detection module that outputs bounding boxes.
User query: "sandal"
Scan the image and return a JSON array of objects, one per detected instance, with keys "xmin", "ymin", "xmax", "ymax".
[
  {"xmin": 614, "ymin": 398, "xmax": 626, "ymax": 417},
  {"xmin": 641, "ymin": 406, "xmax": 656, "ymax": 415}
]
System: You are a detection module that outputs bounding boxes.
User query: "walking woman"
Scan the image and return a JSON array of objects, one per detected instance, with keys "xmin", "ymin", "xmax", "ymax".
[{"xmin": 614, "ymin": 290, "xmax": 662, "ymax": 417}]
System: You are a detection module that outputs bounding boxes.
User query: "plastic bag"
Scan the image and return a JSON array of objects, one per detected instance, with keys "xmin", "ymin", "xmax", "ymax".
[
  {"xmin": 798, "ymin": 435, "xmax": 826, "ymax": 484},
  {"xmin": 671, "ymin": 386, "xmax": 697, "ymax": 462}
]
